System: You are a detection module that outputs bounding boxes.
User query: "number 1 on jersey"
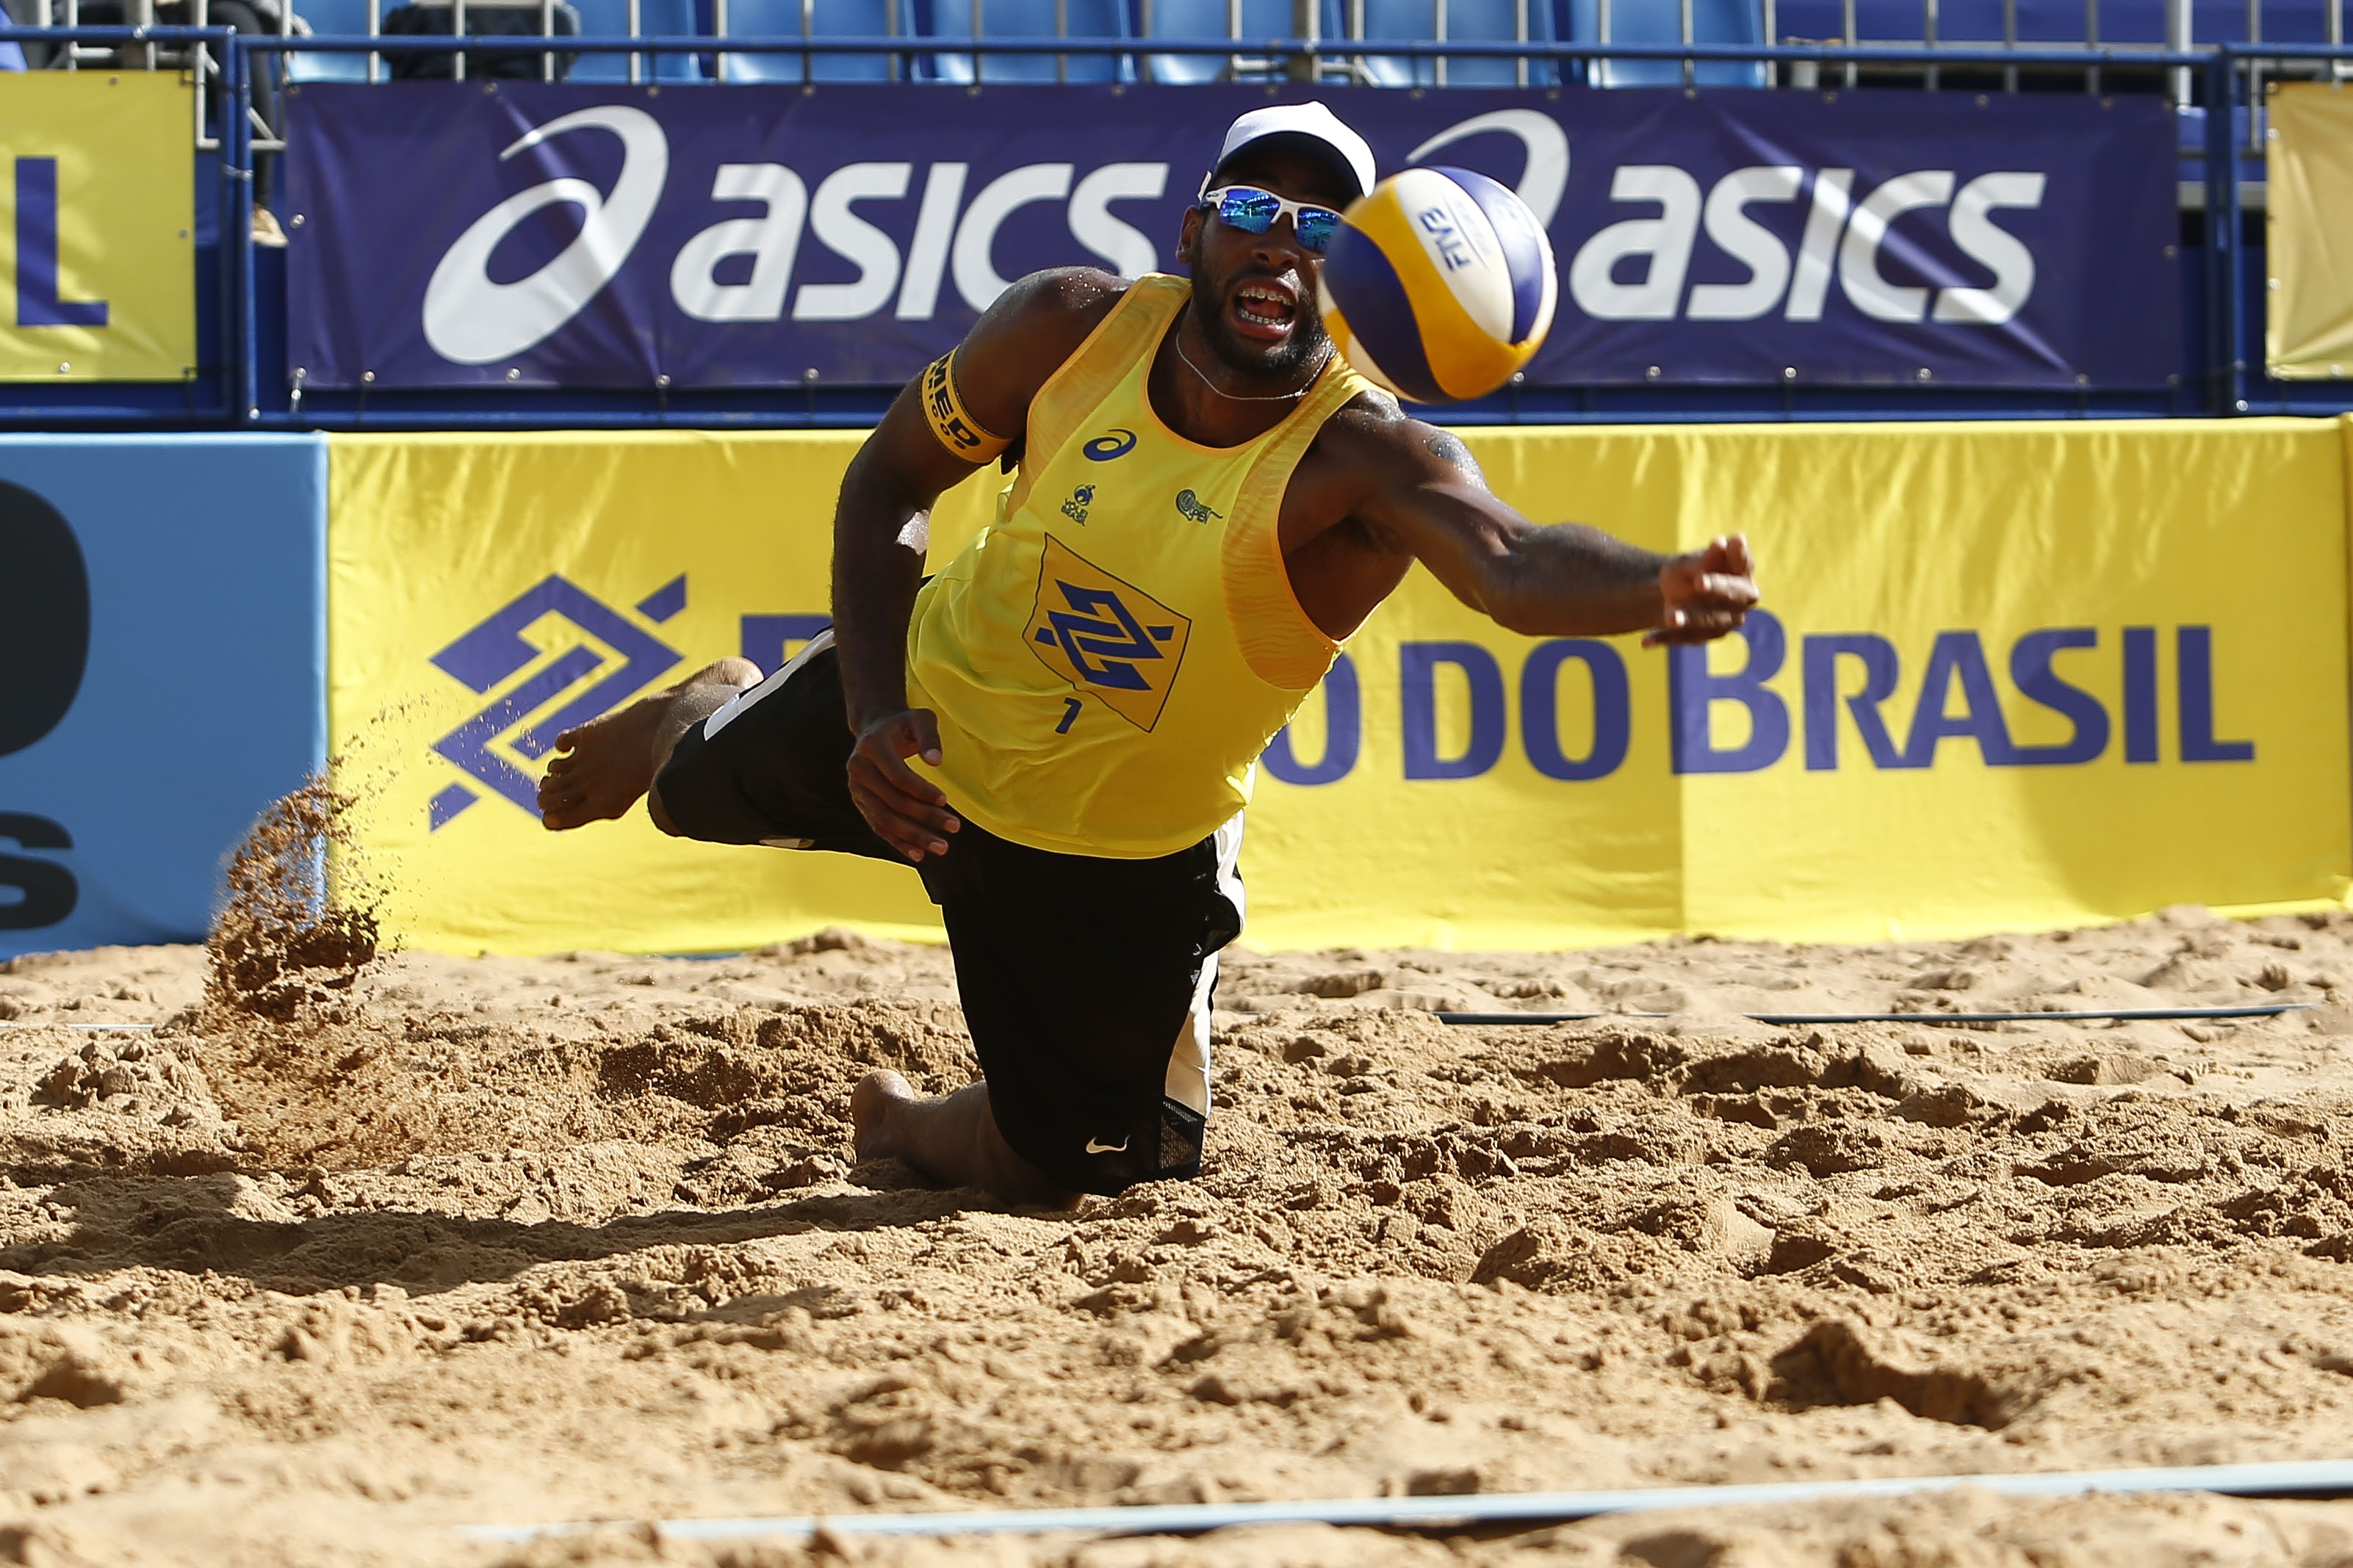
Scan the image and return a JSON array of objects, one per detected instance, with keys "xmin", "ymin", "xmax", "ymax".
[{"xmin": 1056, "ymin": 697, "xmax": 1083, "ymax": 734}]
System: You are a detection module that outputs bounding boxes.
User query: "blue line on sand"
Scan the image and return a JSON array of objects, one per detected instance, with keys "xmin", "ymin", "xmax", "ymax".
[{"xmin": 459, "ymin": 1459, "xmax": 2353, "ymax": 1544}]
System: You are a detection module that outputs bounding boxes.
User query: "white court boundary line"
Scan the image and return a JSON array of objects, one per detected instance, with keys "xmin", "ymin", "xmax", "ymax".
[{"xmin": 458, "ymin": 1459, "xmax": 2353, "ymax": 1544}]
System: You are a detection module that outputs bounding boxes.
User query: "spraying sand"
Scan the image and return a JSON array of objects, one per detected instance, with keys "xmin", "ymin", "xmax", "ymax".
[{"xmin": 8, "ymin": 791, "xmax": 2353, "ymax": 1562}]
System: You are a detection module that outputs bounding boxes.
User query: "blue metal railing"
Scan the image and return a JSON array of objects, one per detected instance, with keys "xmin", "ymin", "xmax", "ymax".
[
  {"xmin": 245, "ymin": 28, "xmax": 2229, "ymax": 65},
  {"xmin": 1, "ymin": 26, "xmax": 2347, "ymax": 427}
]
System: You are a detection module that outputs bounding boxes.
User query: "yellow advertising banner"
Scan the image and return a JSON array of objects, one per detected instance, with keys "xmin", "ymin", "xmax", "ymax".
[
  {"xmin": 1266, "ymin": 418, "xmax": 2349, "ymax": 949},
  {"xmin": 0, "ymin": 73, "xmax": 195, "ymax": 383},
  {"xmin": 2266, "ymin": 83, "xmax": 2353, "ymax": 381},
  {"xmin": 328, "ymin": 419, "xmax": 2352, "ymax": 957},
  {"xmin": 329, "ymin": 432, "xmax": 992, "ymax": 955}
]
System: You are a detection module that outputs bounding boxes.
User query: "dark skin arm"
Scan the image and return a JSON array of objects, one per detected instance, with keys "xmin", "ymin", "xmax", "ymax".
[
  {"xmin": 832, "ymin": 267, "xmax": 1128, "ymax": 862},
  {"xmin": 1278, "ymin": 397, "xmax": 1759, "ymax": 646}
]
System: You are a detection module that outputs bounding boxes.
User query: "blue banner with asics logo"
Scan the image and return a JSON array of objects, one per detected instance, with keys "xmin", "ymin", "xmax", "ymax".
[{"xmin": 284, "ymin": 82, "xmax": 2176, "ymax": 394}]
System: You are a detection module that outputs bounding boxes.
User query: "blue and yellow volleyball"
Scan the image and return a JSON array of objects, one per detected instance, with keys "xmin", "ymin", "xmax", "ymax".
[{"xmin": 1316, "ymin": 166, "xmax": 1557, "ymax": 405}]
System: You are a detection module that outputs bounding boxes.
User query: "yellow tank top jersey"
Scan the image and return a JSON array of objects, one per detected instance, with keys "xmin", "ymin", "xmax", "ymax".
[{"xmin": 906, "ymin": 274, "xmax": 1373, "ymax": 859}]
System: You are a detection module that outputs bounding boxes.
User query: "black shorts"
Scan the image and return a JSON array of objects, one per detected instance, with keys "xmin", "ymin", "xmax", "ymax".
[{"xmin": 655, "ymin": 632, "xmax": 1242, "ymax": 1197}]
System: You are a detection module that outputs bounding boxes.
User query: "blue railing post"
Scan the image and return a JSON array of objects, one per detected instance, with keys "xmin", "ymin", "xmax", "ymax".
[
  {"xmin": 230, "ymin": 35, "xmax": 259, "ymax": 426},
  {"xmin": 208, "ymin": 27, "xmax": 242, "ymax": 424},
  {"xmin": 2202, "ymin": 45, "xmax": 2245, "ymax": 414}
]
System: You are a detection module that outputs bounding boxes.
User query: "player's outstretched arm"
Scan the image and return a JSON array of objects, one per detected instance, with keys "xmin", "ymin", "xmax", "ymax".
[
  {"xmin": 832, "ymin": 267, "xmax": 1127, "ymax": 861},
  {"xmin": 1338, "ymin": 407, "xmax": 1758, "ymax": 645}
]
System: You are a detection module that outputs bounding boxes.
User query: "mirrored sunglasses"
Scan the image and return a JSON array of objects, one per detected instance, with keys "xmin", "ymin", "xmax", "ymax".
[{"xmin": 1200, "ymin": 184, "xmax": 1344, "ymax": 253}]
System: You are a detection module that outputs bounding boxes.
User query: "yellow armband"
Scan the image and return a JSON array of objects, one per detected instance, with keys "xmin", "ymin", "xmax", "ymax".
[{"xmin": 920, "ymin": 351, "xmax": 1011, "ymax": 464}]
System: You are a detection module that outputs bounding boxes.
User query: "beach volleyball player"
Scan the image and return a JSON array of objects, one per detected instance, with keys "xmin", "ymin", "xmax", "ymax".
[{"xmin": 537, "ymin": 103, "xmax": 1760, "ymax": 1207}]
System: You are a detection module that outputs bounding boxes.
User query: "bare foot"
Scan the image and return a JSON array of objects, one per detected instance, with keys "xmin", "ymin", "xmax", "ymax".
[
  {"xmin": 537, "ymin": 657, "xmax": 761, "ymax": 831},
  {"xmin": 848, "ymin": 1070, "xmax": 1079, "ymax": 1209},
  {"xmin": 537, "ymin": 693, "xmax": 669, "ymax": 829},
  {"xmin": 851, "ymin": 1069, "xmax": 915, "ymax": 1164}
]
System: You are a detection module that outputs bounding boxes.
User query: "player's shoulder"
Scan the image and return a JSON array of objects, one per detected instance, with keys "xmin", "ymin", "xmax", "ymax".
[
  {"xmin": 954, "ymin": 268, "xmax": 1134, "ymax": 422},
  {"xmin": 1001, "ymin": 264, "xmax": 1132, "ymax": 317},
  {"xmin": 1324, "ymin": 386, "xmax": 1413, "ymax": 441},
  {"xmin": 1315, "ymin": 388, "xmax": 1463, "ymax": 476},
  {"xmin": 1023, "ymin": 265, "xmax": 1134, "ymax": 311},
  {"xmin": 968, "ymin": 267, "xmax": 1131, "ymax": 358}
]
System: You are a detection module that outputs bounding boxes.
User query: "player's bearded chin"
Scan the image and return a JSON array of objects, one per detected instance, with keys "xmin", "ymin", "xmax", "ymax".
[{"xmin": 1200, "ymin": 268, "xmax": 1333, "ymax": 383}]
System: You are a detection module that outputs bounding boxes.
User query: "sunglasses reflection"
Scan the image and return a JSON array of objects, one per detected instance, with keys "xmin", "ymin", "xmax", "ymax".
[{"xmin": 1203, "ymin": 185, "xmax": 1343, "ymax": 253}]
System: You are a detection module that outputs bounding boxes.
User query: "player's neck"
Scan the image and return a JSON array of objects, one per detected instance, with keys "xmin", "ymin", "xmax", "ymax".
[{"xmin": 1145, "ymin": 307, "xmax": 1318, "ymax": 450}]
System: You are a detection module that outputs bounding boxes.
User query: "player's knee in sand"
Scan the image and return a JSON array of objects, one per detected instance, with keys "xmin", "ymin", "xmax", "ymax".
[{"xmin": 851, "ymin": 1070, "xmax": 1080, "ymax": 1210}]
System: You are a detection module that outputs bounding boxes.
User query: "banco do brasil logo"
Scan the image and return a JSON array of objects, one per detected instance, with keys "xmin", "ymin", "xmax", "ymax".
[
  {"xmin": 1026, "ymin": 536, "xmax": 1191, "ymax": 731},
  {"xmin": 426, "ymin": 574, "xmax": 687, "ymax": 828}
]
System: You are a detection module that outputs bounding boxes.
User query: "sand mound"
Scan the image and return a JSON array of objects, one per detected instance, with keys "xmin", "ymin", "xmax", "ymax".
[{"xmin": 10, "ymin": 897, "xmax": 2353, "ymax": 1561}]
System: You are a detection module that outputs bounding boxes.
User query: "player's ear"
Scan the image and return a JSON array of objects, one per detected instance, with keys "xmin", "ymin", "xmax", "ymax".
[{"xmin": 1175, "ymin": 206, "xmax": 1203, "ymax": 269}]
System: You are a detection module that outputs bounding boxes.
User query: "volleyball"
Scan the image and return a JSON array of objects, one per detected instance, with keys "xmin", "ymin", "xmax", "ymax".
[{"xmin": 1316, "ymin": 166, "xmax": 1558, "ymax": 405}]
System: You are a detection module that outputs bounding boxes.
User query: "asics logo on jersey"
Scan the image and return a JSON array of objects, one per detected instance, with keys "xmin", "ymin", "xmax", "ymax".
[
  {"xmin": 1082, "ymin": 429, "xmax": 1138, "ymax": 461},
  {"xmin": 1025, "ymin": 535, "xmax": 1193, "ymax": 731},
  {"xmin": 1174, "ymin": 488, "xmax": 1222, "ymax": 524}
]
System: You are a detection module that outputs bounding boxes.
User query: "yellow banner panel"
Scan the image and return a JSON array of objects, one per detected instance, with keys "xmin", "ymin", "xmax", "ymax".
[
  {"xmin": 328, "ymin": 432, "xmax": 1003, "ymax": 955},
  {"xmin": 0, "ymin": 73, "xmax": 195, "ymax": 383},
  {"xmin": 1250, "ymin": 419, "xmax": 2349, "ymax": 950},
  {"xmin": 330, "ymin": 419, "xmax": 2352, "ymax": 957},
  {"xmin": 2267, "ymin": 83, "xmax": 2353, "ymax": 382}
]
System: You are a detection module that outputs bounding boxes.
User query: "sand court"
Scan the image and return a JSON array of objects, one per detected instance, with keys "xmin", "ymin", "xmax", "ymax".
[{"xmin": 12, "ymin": 882, "xmax": 2353, "ymax": 1563}]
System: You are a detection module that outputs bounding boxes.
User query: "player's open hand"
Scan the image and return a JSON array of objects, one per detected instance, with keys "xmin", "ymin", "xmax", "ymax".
[
  {"xmin": 847, "ymin": 708, "xmax": 961, "ymax": 861},
  {"xmin": 1646, "ymin": 535, "xmax": 1759, "ymax": 648}
]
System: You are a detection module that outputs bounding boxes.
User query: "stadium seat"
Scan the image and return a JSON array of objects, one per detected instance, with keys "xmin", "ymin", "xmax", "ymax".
[
  {"xmin": 379, "ymin": 1, "xmax": 585, "ymax": 78},
  {"xmin": 1562, "ymin": 0, "xmax": 1764, "ymax": 85},
  {"xmin": 718, "ymin": 0, "xmax": 903, "ymax": 79},
  {"xmin": 1349, "ymin": 0, "xmax": 1557, "ymax": 85},
  {"xmin": 1934, "ymin": 0, "xmax": 2036, "ymax": 38},
  {"xmin": 287, "ymin": 0, "xmax": 375, "ymax": 81},
  {"xmin": 2174, "ymin": 102, "xmax": 2266, "ymax": 153},
  {"xmin": 572, "ymin": 0, "xmax": 702, "ymax": 79},
  {"xmin": 915, "ymin": 0, "xmax": 1134, "ymax": 82},
  {"xmin": 293, "ymin": 0, "xmax": 613, "ymax": 79},
  {"xmin": 1141, "ymin": 0, "xmax": 1341, "ymax": 84},
  {"xmin": 2174, "ymin": 102, "xmax": 2269, "ymax": 189},
  {"xmin": 1770, "ymin": 0, "xmax": 2341, "ymax": 46}
]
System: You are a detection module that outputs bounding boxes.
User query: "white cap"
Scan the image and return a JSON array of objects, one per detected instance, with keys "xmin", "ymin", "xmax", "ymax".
[{"xmin": 1205, "ymin": 102, "xmax": 1377, "ymax": 206}]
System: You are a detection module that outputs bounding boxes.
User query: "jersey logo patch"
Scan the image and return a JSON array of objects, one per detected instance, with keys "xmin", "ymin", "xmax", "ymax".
[{"xmin": 1026, "ymin": 534, "xmax": 1191, "ymax": 732}]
